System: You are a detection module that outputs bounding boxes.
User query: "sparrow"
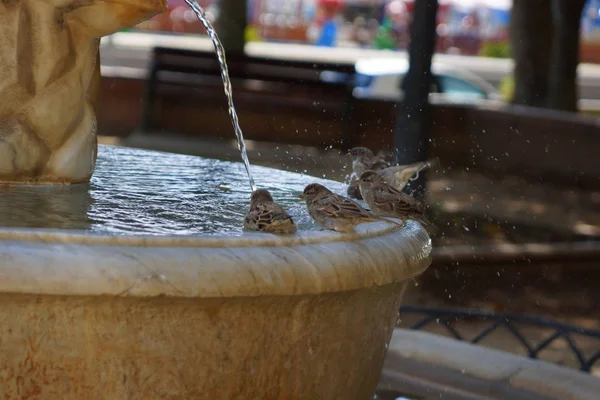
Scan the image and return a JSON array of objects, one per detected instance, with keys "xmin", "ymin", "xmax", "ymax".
[
  {"xmin": 347, "ymin": 147, "xmax": 392, "ymax": 178},
  {"xmin": 347, "ymin": 147, "xmax": 389, "ymax": 200},
  {"xmin": 346, "ymin": 160, "xmax": 432, "ymax": 200},
  {"xmin": 244, "ymin": 189, "xmax": 297, "ymax": 234},
  {"xmin": 300, "ymin": 183, "xmax": 385, "ymax": 233},
  {"xmin": 358, "ymin": 170, "xmax": 436, "ymax": 232}
]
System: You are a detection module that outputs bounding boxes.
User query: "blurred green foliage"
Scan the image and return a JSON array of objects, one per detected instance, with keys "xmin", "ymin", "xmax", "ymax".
[
  {"xmin": 499, "ymin": 76, "xmax": 514, "ymax": 101},
  {"xmin": 374, "ymin": 18, "xmax": 396, "ymax": 50},
  {"xmin": 479, "ymin": 41, "xmax": 511, "ymax": 59},
  {"xmin": 245, "ymin": 25, "xmax": 261, "ymax": 42}
]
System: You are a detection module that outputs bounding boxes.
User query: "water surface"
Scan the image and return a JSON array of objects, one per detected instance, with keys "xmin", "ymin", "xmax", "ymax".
[{"xmin": 0, "ymin": 145, "xmax": 347, "ymax": 236}]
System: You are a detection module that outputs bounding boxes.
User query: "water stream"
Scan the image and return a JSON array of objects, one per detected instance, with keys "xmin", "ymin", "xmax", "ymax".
[{"xmin": 184, "ymin": 0, "xmax": 257, "ymax": 192}]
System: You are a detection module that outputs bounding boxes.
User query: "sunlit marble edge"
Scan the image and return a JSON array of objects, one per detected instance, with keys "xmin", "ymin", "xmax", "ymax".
[
  {"xmin": 0, "ymin": 219, "xmax": 411, "ymax": 248},
  {"xmin": 0, "ymin": 221, "xmax": 431, "ymax": 298}
]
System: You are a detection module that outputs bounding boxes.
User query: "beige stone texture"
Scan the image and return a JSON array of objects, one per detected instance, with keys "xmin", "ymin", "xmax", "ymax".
[
  {"xmin": 0, "ymin": 220, "xmax": 431, "ymax": 399},
  {"xmin": 381, "ymin": 329, "xmax": 600, "ymax": 400},
  {"xmin": 0, "ymin": 0, "xmax": 166, "ymax": 183}
]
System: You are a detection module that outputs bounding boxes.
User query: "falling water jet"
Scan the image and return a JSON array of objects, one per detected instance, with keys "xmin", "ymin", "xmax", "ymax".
[{"xmin": 184, "ymin": 0, "xmax": 256, "ymax": 192}]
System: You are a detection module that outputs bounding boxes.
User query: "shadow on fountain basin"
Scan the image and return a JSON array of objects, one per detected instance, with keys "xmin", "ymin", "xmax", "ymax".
[{"xmin": 0, "ymin": 182, "xmax": 94, "ymax": 231}]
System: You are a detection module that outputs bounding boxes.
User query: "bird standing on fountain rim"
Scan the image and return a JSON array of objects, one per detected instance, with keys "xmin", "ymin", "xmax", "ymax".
[
  {"xmin": 244, "ymin": 189, "xmax": 297, "ymax": 234},
  {"xmin": 346, "ymin": 147, "xmax": 389, "ymax": 199},
  {"xmin": 358, "ymin": 170, "xmax": 435, "ymax": 231},
  {"xmin": 300, "ymin": 183, "xmax": 385, "ymax": 233},
  {"xmin": 346, "ymin": 147, "xmax": 432, "ymax": 199}
]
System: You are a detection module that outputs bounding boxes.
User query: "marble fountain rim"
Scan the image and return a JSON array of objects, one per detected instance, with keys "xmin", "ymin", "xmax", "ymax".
[
  {"xmin": 0, "ymin": 221, "xmax": 431, "ymax": 298},
  {"xmin": 0, "ymin": 218, "xmax": 411, "ymax": 247}
]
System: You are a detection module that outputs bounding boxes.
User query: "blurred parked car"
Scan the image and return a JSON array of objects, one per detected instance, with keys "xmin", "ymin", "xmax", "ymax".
[{"xmin": 352, "ymin": 57, "xmax": 502, "ymax": 103}]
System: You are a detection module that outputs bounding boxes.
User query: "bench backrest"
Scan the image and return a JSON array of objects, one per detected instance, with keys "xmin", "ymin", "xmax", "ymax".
[
  {"xmin": 149, "ymin": 47, "xmax": 355, "ymax": 88},
  {"xmin": 141, "ymin": 46, "xmax": 358, "ymax": 143}
]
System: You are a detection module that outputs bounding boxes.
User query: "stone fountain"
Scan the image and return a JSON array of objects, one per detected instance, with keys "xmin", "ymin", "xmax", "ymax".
[
  {"xmin": 0, "ymin": 0, "xmax": 165, "ymax": 183},
  {"xmin": 0, "ymin": 2, "xmax": 432, "ymax": 399}
]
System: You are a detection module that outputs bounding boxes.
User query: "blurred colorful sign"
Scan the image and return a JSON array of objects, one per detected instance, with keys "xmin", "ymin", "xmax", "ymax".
[{"xmin": 129, "ymin": 0, "xmax": 600, "ymax": 63}]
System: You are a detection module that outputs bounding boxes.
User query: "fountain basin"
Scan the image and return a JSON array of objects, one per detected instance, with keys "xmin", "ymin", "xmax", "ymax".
[{"xmin": 0, "ymin": 147, "xmax": 432, "ymax": 399}]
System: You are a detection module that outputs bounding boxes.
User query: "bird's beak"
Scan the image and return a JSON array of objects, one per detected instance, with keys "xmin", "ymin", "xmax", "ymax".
[{"xmin": 299, "ymin": 194, "xmax": 305, "ymax": 199}]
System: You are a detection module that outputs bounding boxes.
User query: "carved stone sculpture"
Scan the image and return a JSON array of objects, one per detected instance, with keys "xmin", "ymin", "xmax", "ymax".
[{"xmin": 0, "ymin": 0, "xmax": 166, "ymax": 183}]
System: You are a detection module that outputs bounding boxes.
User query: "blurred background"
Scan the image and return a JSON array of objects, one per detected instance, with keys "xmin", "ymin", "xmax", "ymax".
[{"xmin": 97, "ymin": 0, "xmax": 600, "ymax": 374}]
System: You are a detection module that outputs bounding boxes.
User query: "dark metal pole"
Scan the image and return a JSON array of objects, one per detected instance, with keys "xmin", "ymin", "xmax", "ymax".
[
  {"xmin": 215, "ymin": 0, "xmax": 248, "ymax": 54},
  {"xmin": 393, "ymin": 0, "xmax": 438, "ymax": 198},
  {"xmin": 547, "ymin": 0, "xmax": 586, "ymax": 112}
]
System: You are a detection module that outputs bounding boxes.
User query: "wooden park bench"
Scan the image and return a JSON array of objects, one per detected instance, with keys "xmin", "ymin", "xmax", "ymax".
[{"xmin": 139, "ymin": 46, "xmax": 357, "ymax": 149}]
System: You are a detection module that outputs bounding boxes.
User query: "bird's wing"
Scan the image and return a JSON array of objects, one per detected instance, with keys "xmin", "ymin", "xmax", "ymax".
[
  {"xmin": 381, "ymin": 161, "xmax": 431, "ymax": 190},
  {"xmin": 371, "ymin": 184, "xmax": 422, "ymax": 216},
  {"xmin": 266, "ymin": 202, "xmax": 293, "ymax": 221},
  {"xmin": 317, "ymin": 194, "xmax": 376, "ymax": 220},
  {"xmin": 246, "ymin": 202, "xmax": 293, "ymax": 230}
]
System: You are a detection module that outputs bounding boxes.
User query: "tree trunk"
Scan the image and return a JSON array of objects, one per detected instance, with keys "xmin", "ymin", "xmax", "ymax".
[
  {"xmin": 547, "ymin": 0, "xmax": 586, "ymax": 112},
  {"xmin": 215, "ymin": 0, "xmax": 247, "ymax": 54},
  {"xmin": 393, "ymin": 0, "xmax": 438, "ymax": 198},
  {"xmin": 510, "ymin": 0, "xmax": 553, "ymax": 107}
]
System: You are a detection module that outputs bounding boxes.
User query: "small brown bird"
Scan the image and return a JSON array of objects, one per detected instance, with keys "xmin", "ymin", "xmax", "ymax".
[
  {"xmin": 347, "ymin": 147, "xmax": 433, "ymax": 199},
  {"xmin": 347, "ymin": 160, "xmax": 432, "ymax": 200},
  {"xmin": 300, "ymin": 183, "xmax": 384, "ymax": 233},
  {"xmin": 347, "ymin": 147, "xmax": 392, "ymax": 178},
  {"xmin": 244, "ymin": 189, "xmax": 297, "ymax": 234},
  {"xmin": 347, "ymin": 147, "xmax": 387, "ymax": 200},
  {"xmin": 358, "ymin": 170, "xmax": 435, "ymax": 231}
]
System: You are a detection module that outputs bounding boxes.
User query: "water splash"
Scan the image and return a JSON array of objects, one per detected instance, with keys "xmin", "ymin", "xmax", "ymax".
[
  {"xmin": 184, "ymin": 0, "xmax": 256, "ymax": 192},
  {"xmin": 410, "ymin": 161, "xmax": 431, "ymax": 182}
]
